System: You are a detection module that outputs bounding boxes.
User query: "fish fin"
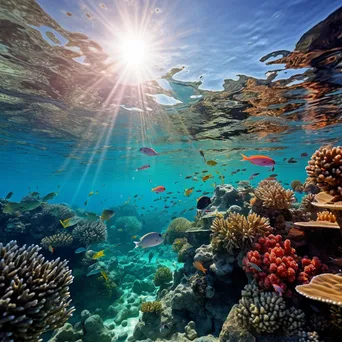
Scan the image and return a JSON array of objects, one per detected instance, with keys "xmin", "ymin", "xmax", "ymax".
[
  {"xmin": 241, "ymin": 154, "xmax": 248, "ymax": 161},
  {"xmin": 271, "ymin": 166, "xmax": 274, "ymax": 172},
  {"xmin": 60, "ymin": 220, "xmax": 66, "ymax": 228},
  {"xmin": 133, "ymin": 241, "xmax": 140, "ymax": 248},
  {"xmin": 203, "ymin": 268, "xmax": 207, "ymax": 275}
]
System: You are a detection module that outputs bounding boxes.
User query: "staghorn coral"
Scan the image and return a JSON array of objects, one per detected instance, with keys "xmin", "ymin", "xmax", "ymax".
[
  {"xmin": 211, "ymin": 212, "xmax": 271, "ymax": 254},
  {"xmin": 42, "ymin": 203, "xmax": 75, "ymax": 221},
  {"xmin": 165, "ymin": 217, "xmax": 192, "ymax": 244},
  {"xmin": 306, "ymin": 146, "xmax": 342, "ymax": 199},
  {"xmin": 140, "ymin": 301, "xmax": 162, "ymax": 313},
  {"xmin": 72, "ymin": 220, "xmax": 107, "ymax": 246},
  {"xmin": 296, "ymin": 273, "xmax": 342, "ymax": 306},
  {"xmin": 255, "ymin": 180, "xmax": 295, "ymax": 210},
  {"xmin": 40, "ymin": 233, "xmax": 73, "ymax": 249},
  {"xmin": 236, "ymin": 284, "xmax": 287, "ymax": 333},
  {"xmin": 115, "ymin": 216, "xmax": 142, "ymax": 235},
  {"xmin": 153, "ymin": 267, "xmax": 173, "ymax": 287},
  {"xmin": 0, "ymin": 241, "xmax": 74, "ymax": 341},
  {"xmin": 317, "ymin": 210, "xmax": 336, "ymax": 222}
]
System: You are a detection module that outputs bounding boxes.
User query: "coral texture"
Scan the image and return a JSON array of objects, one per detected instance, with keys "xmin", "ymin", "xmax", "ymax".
[
  {"xmin": 165, "ymin": 217, "xmax": 192, "ymax": 244},
  {"xmin": 140, "ymin": 301, "xmax": 162, "ymax": 313},
  {"xmin": 72, "ymin": 220, "xmax": 107, "ymax": 245},
  {"xmin": 154, "ymin": 267, "xmax": 173, "ymax": 287},
  {"xmin": 0, "ymin": 241, "xmax": 74, "ymax": 341},
  {"xmin": 42, "ymin": 203, "xmax": 75, "ymax": 221},
  {"xmin": 115, "ymin": 216, "xmax": 142, "ymax": 235},
  {"xmin": 291, "ymin": 180, "xmax": 304, "ymax": 193},
  {"xmin": 211, "ymin": 212, "xmax": 271, "ymax": 254},
  {"xmin": 255, "ymin": 180, "xmax": 295, "ymax": 209},
  {"xmin": 40, "ymin": 233, "xmax": 73, "ymax": 249},
  {"xmin": 316, "ymin": 210, "xmax": 336, "ymax": 222},
  {"xmin": 297, "ymin": 256, "xmax": 329, "ymax": 284},
  {"xmin": 301, "ymin": 193, "xmax": 316, "ymax": 212}
]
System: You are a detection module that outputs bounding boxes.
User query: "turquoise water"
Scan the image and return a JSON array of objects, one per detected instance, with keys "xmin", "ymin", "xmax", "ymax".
[{"xmin": 1, "ymin": 1, "xmax": 342, "ymax": 341}]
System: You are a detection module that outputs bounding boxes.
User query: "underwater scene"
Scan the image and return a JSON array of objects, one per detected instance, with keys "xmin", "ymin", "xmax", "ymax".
[{"xmin": 2, "ymin": 0, "xmax": 342, "ymax": 341}]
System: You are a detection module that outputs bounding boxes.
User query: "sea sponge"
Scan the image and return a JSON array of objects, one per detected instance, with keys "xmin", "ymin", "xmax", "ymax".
[
  {"xmin": 306, "ymin": 146, "xmax": 342, "ymax": 199},
  {"xmin": 40, "ymin": 233, "xmax": 73, "ymax": 249},
  {"xmin": 236, "ymin": 284, "xmax": 287, "ymax": 333},
  {"xmin": 211, "ymin": 212, "xmax": 271, "ymax": 254},
  {"xmin": 316, "ymin": 210, "xmax": 336, "ymax": 222},
  {"xmin": 42, "ymin": 203, "xmax": 75, "ymax": 221},
  {"xmin": 153, "ymin": 266, "xmax": 173, "ymax": 287},
  {"xmin": 140, "ymin": 301, "xmax": 162, "ymax": 313},
  {"xmin": 115, "ymin": 216, "xmax": 142, "ymax": 235},
  {"xmin": 165, "ymin": 217, "xmax": 192, "ymax": 244},
  {"xmin": 72, "ymin": 220, "xmax": 107, "ymax": 245},
  {"xmin": 296, "ymin": 273, "xmax": 342, "ymax": 306},
  {"xmin": 0, "ymin": 241, "xmax": 74, "ymax": 341},
  {"xmin": 255, "ymin": 180, "xmax": 295, "ymax": 210}
]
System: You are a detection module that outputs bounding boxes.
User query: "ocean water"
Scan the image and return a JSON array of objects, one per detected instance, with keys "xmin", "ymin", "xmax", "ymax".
[{"xmin": 1, "ymin": 1, "xmax": 342, "ymax": 341}]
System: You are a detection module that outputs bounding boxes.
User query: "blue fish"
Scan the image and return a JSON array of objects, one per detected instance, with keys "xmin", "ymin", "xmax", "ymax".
[
  {"xmin": 75, "ymin": 247, "xmax": 87, "ymax": 254},
  {"xmin": 86, "ymin": 268, "xmax": 101, "ymax": 277},
  {"xmin": 248, "ymin": 261, "xmax": 262, "ymax": 272}
]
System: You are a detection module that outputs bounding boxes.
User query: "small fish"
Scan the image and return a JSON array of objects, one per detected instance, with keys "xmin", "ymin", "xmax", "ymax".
[
  {"xmin": 101, "ymin": 270, "xmax": 109, "ymax": 282},
  {"xmin": 101, "ymin": 209, "xmax": 115, "ymax": 221},
  {"xmin": 272, "ymin": 284, "xmax": 284, "ymax": 296},
  {"xmin": 152, "ymin": 186, "xmax": 166, "ymax": 193},
  {"xmin": 87, "ymin": 268, "xmax": 101, "ymax": 277},
  {"xmin": 241, "ymin": 154, "xmax": 275, "ymax": 169},
  {"xmin": 202, "ymin": 174, "xmax": 212, "ymax": 182},
  {"xmin": 5, "ymin": 192, "xmax": 14, "ymax": 200},
  {"xmin": 134, "ymin": 232, "xmax": 164, "ymax": 248},
  {"xmin": 247, "ymin": 261, "xmax": 262, "ymax": 272},
  {"xmin": 265, "ymin": 177, "xmax": 277, "ymax": 181},
  {"xmin": 48, "ymin": 245, "xmax": 54, "ymax": 253},
  {"xmin": 301, "ymin": 153, "xmax": 308, "ymax": 157},
  {"xmin": 3, "ymin": 202, "xmax": 21, "ymax": 214},
  {"xmin": 93, "ymin": 250, "xmax": 105, "ymax": 259},
  {"xmin": 220, "ymin": 175, "xmax": 225, "ymax": 184},
  {"xmin": 249, "ymin": 173, "xmax": 260, "ymax": 180},
  {"xmin": 199, "ymin": 150, "xmax": 206, "ymax": 162},
  {"xmin": 287, "ymin": 228, "xmax": 305, "ymax": 239},
  {"xmin": 184, "ymin": 188, "xmax": 193, "ymax": 197},
  {"xmin": 203, "ymin": 192, "xmax": 210, "ymax": 195},
  {"xmin": 167, "ymin": 192, "xmax": 173, "ymax": 194},
  {"xmin": 136, "ymin": 164, "xmax": 150, "ymax": 171},
  {"xmin": 206, "ymin": 160, "xmax": 217, "ymax": 166},
  {"xmin": 185, "ymin": 175, "xmax": 192, "ymax": 179},
  {"xmin": 42, "ymin": 192, "xmax": 58, "ymax": 201},
  {"xmin": 84, "ymin": 200, "xmax": 88, "ymax": 206},
  {"xmin": 88, "ymin": 191, "xmax": 94, "ymax": 197},
  {"xmin": 202, "ymin": 170, "xmax": 208, "ymax": 173},
  {"xmin": 60, "ymin": 216, "xmax": 81, "ymax": 228},
  {"xmin": 283, "ymin": 158, "xmax": 287, "ymax": 161},
  {"xmin": 140, "ymin": 147, "xmax": 158, "ymax": 156},
  {"xmin": 75, "ymin": 247, "xmax": 87, "ymax": 254},
  {"xmin": 131, "ymin": 235, "xmax": 138, "ymax": 239},
  {"xmin": 241, "ymin": 168, "xmax": 247, "ymax": 171},
  {"xmin": 95, "ymin": 191, "xmax": 99, "ymax": 195},
  {"xmin": 148, "ymin": 252, "xmax": 154, "ymax": 263},
  {"xmin": 19, "ymin": 200, "xmax": 41, "ymax": 211},
  {"xmin": 193, "ymin": 261, "xmax": 207, "ymax": 274},
  {"xmin": 287, "ymin": 157, "xmax": 297, "ymax": 164},
  {"xmin": 197, "ymin": 196, "xmax": 211, "ymax": 209},
  {"xmin": 269, "ymin": 174, "xmax": 278, "ymax": 177}
]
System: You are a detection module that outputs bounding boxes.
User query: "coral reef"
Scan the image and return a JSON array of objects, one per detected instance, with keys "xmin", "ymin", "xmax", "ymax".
[
  {"xmin": 42, "ymin": 203, "xmax": 75, "ymax": 221},
  {"xmin": 40, "ymin": 232, "xmax": 73, "ymax": 249},
  {"xmin": 211, "ymin": 212, "xmax": 271, "ymax": 254},
  {"xmin": 154, "ymin": 266, "xmax": 173, "ymax": 287},
  {"xmin": 72, "ymin": 219, "xmax": 107, "ymax": 245},
  {"xmin": 115, "ymin": 215, "xmax": 142, "ymax": 235},
  {"xmin": 165, "ymin": 217, "xmax": 192, "ymax": 244},
  {"xmin": 141, "ymin": 301, "xmax": 163, "ymax": 313},
  {"xmin": 317, "ymin": 210, "xmax": 336, "ymax": 222},
  {"xmin": 0, "ymin": 241, "xmax": 74, "ymax": 341}
]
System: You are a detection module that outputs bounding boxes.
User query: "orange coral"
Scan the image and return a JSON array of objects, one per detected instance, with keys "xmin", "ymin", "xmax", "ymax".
[{"xmin": 317, "ymin": 211, "xmax": 337, "ymax": 223}]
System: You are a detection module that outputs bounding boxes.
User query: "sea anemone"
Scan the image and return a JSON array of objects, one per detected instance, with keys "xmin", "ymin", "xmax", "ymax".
[
  {"xmin": 72, "ymin": 220, "xmax": 107, "ymax": 246},
  {"xmin": 40, "ymin": 233, "xmax": 73, "ymax": 249}
]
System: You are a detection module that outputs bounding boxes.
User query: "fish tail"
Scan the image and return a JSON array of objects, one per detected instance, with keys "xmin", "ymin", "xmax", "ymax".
[
  {"xmin": 241, "ymin": 154, "xmax": 249, "ymax": 161},
  {"xmin": 133, "ymin": 241, "xmax": 140, "ymax": 248},
  {"xmin": 60, "ymin": 220, "xmax": 66, "ymax": 228}
]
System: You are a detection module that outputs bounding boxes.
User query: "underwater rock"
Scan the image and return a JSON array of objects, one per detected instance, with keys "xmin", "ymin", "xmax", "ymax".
[
  {"xmin": 49, "ymin": 323, "xmax": 83, "ymax": 342},
  {"xmin": 227, "ymin": 204, "xmax": 243, "ymax": 214},
  {"xmin": 132, "ymin": 279, "xmax": 155, "ymax": 294},
  {"xmin": 210, "ymin": 253, "xmax": 234, "ymax": 279},
  {"xmin": 83, "ymin": 314, "xmax": 114, "ymax": 342},
  {"xmin": 194, "ymin": 244, "xmax": 214, "ymax": 263},
  {"xmin": 185, "ymin": 321, "xmax": 198, "ymax": 340},
  {"xmin": 208, "ymin": 184, "xmax": 241, "ymax": 212}
]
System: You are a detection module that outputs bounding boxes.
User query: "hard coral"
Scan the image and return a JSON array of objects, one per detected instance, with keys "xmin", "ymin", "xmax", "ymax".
[
  {"xmin": 255, "ymin": 180, "xmax": 295, "ymax": 210},
  {"xmin": 42, "ymin": 203, "xmax": 75, "ymax": 221},
  {"xmin": 165, "ymin": 217, "xmax": 192, "ymax": 244},
  {"xmin": 153, "ymin": 267, "xmax": 173, "ymax": 287},
  {"xmin": 72, "ymin": 220, "xmax": 107, "ymax": 245},
  {"xmin": 140, "ymin": 301, "xmax": 162, "ymax": 313},
  {"xmin": 211, "ymin": 212, "xmax": 271, "ymax": 254},
  {"xmin": 172, "ymin": 237, "xmax": 188, "ymax": 252},
  {"xmin": 115, "ymin": 216, "xmax": 142, "ymax": 235},
  {"xmin": 291, "ymin": 180, "xmax": 304, "ymax": 193},
  {"xmin": 306, "ymin": 145, "xmax": 342, "ymax": 199},
  {"xmin": 317, "ymin": 210, "xmax": 336, "ymax": 222},
  {"xmin": 40, "ymin": 232, "xmax": 73, "ymax": 249},
  {"xmin": 0, "ymin": 241, "xmax": 74, "ymax": 341},
  {"xmin": 297, "ymin": 256, "xmax": 329, "ymax": 284}
]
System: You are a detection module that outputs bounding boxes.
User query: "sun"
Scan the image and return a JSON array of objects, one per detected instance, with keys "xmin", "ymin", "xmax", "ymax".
[{"xmin": 119, "ymin": 37, "xmax": 148, "ymax": 66}]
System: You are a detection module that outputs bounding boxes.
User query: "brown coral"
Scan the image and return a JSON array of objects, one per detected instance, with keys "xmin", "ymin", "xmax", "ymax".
[
  {"xmin": 40, "ymin": 233, "xmax": 73, "ymax": 249},
  {"xmin": 211, "ymin": 212, "xmax": 272, "ymax": 254},
  {"xmin": 317, "ymin": 211, "xmax": 337, "ymax": 223},
  {"xmin": 291, "ymin": 180, "xmax": 304, "ymax": 193},
  {"xmin": 306, "ymin": 146, "xmax": 342, "ymax": 199},
  {"xmin": 72, "ymin": 220, "xmax": 107, "ymax": 246},
  {"xmin": 300, "ymin": 193, "xmax": 316, "ymax": 212},
  {"xmin": 296, "ymin": 273, "xmax": 342, "ymax": 306},
  {"xmin": 255, "ymin": 180, "xmax": 295, "ymax": 210}
]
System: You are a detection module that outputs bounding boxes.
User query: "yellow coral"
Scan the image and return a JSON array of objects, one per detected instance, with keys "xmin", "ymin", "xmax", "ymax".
[
  {"xmin": 141, "ymin": 301, "xmax": 162, "ymax": 313},
  {"xmin": 211, "ymin": 212, "xmax": 271, "ymax": 254},
  {"xmin": 255, "ymin": 180, "xmax": 295, "ymax": 210},
  {"xmin": 317, "ymin": 211, "xmax": 337, "ymax": 223}
]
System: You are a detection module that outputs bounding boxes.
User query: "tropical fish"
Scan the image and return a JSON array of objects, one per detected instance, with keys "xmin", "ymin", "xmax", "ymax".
[
  {"xmin": 88, "ymin": 191, "xmax": 94, "ymax": 197},
  {"xmin": 193, "ymin": 261, "xmax": 207, "ymax": 274},
  {"xmin": 19, "ymin": 200, "xmax": 41, "ymax": 211},
  {"xmin": 287, "ymin": 158, "xmax": 297, "ymax": 164},
  {"xmin": 184, "ymin": 188, "xmax": 193, "ymax": 197},
  {"xmin": 241, "ymin": 154, "xmax": 275, "ymax": 169},
  {"xmin": 84, "ymin": 200, "xmax": 88, "ymax": 206},
  {"xmin": 101, "ymin": 209, "xmax": 115, "ymax": 221},
  {"xmin": 75, "ymin": 247, "xmax": 87, "ymax": 254},
  {"xmin": 93, "ymin": 250, "xmax": 105, "ymax": 259},
  {"xmin": 140, "ymin": 147, "xmax": 158, "ymax": 156},
  {"xmin": 148, "ymin": 252, "xmax": 154, "ymax": 263},
  {"xmin": 60, "ymin": 216, "xmax": 80, "ymax": 228},
  {"xmin": 301, "ymin": 152, "xmax": 308, "ymax": 157},
  {"xmin": 206, "ymin": 160, "xmax": 217, "ymax": 166},
  {"xmin": 42, "ymin": 192, "xmax": 58, "ymax": 201},
  {"xmin": 87, "ymin": 268, "xmax": 101, "ymax": 277},
  {"xmin": 152, "ymin": 186, "xmax": 166, "ymax": 193},
  {"xmin": 48, "ymin": 245, "xmax": 54, "ymax": 253},
  {"xmin": 134, "ymin": 232, "xmax": 164, "ymax": 248},
  {"xmin": 265, "ymin": 177, "xmax": 277, "ymax": 181},
  {"xmin": 269, "ymin": 174, "xmax": 278, "ymax": 177},
  {"xmin": 197, "ymin": 196, "xmax": 211, "ymax": 209},
  {"xmin": 199, "ymin": 150, "xmax": 206, "ymax": 162},
  {"xmin": 220, "ymin": 175, "xmax": 225, "ymax": 184},
  {"xmin": 3, "ymin": 202, "xmax": 21, "ymax": 214},
  {"xmin": 95, "ymin": 191, "xmax": 99, "ymax": 195},
  {"xmin": 287, "ymin": 228, "xmax": 304, "ymax": 239},
  {"xmin": 249, "ymin": 173, "xmax": 260, "ymax": 180},
  {"xmin": 101, "ymin": 270, "xmax": 109, "ymax": 282},
  {"xmin": 272, "ymin": 284, "xmax": 284, "ymax": 296},
  {"xmin": 136, "ymin": 164, "xmax": 150, "ymax": 171},
  {"xmin": 202, "ymin": 174, "xmax": 212, "ymax": 182},
  {"xmin": 185, "ymin": 175, "xmax": 192, "ymax": 179},
  {"xmin": 131, "ymin": 235, "xmax": 138, "ymax": 239},
  {"xmin": 5, "ymin": 192, "xmax": 13, "ymax": 200},
  {"xmin": 247, "ymin": 261, "xmax": 262, "ymax": 272}
]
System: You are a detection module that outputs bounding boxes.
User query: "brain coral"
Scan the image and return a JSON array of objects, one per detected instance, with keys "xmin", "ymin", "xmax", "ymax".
[
  {"xmin": 306, "ymin": 146, "xmax": 342, "ymax": 199},
  {"xmin": 72, "ymin": 220, "xmax": 107, "ymax": 245},
  {"xmin": 255, "ymin": 180, "xmax": 295, "ymax": 210},
  {"xmin": 0, "ymin": 241, "xmax": 74, "ymax": 341},
  {"xmin": 115, "ymin": 216, "xmax": 142, "ymax": 235},
  {"xmin": 165, "ymin": 217, "xmax": 192, "ymax": 244},
  {"xmin": 40, "ymin": 233, "xmax": 73, "ymax": 249},
  {"xmin": 211, "ymin": 212, "xmax": 271, "ymax": 254}
]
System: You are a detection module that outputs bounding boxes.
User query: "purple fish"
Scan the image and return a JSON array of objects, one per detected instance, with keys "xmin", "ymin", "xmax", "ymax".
[
  {"xmin": 139, "ymin": 147, "xmax": 158, "ymax": 156},
  {"xmin": 134, "ymin": 232, "xmax": 164, "ymax": 248},
  {"xmin": 272, "ymin": 284, "xmax": 284, "ymax": 296},
  {"xmin": 136, "ymin": 164, "xmax": 150, "ymax": 171},
  {"xmin": 248, "ymin": 261, "xmax": 262, "ymax": 272}
]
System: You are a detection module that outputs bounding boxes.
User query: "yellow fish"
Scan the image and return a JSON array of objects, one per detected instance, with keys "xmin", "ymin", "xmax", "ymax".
[
  {"xmin": 220, "ymin": 175, "xmax": 225, "ymax": 184},
  {"xmin": 202, "ymin": 174, "xmax": 212, "ymax": 182},
  {"xmin": 88, "ymin": 191, "xmax": 94, "ymax": 197},
  {"xmin": 93, "ymin": 250, "xmax": 105, "ymax": 259},
  {"xmin": 132, "ymin": 235, "xmax": 138, "ymax": 239},
  {"xmin": 215, "ymin": 170, "xmax": 221, "ymax": 174},
  {"xmin": 101, "ymin": 270, "xmax": 108, "ymax": 282},
  {"xmin": 3, "ymin": 202, "xmax": 21, "ymax": 214},
  {"xmin": 212, "ymin": 183, "xmax": 217, "ymax": 188},
  {"xmin": 184, "ymin": 188, "xmax": 193, "ymax": 197},
  {"xmin": 60, "ymin": 216, "xmax": 80, "ymax": 228},
  {"xmin": 48, "ymin": 245, "xmax": 55, "ymax": 253},
  {"xmin": 206, "ymin": 160, "xmax": 217, "ymax": 166},
  {"xmin": 95, "ymin": 191, "xmax": 99, "ymax": 195}
]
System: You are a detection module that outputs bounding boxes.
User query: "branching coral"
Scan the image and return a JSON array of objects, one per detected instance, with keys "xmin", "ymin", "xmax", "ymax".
[
  {"xmin": 211, "ymin": 212, "xmax": 272, "ymax": 254},
  {"xmin": 153, "ymin": 267, "xmax": 173, "ymax": 287},
  {"xmin": 317, "ymin": 210, "xmax": 336, "ymax": 222},
  {"xmin": 115, "ymin": 216, "xmax": 142, "ymax": 235},
  {"xmin": 297, "ymin": 257, "xmax": 328, "ymax": 284},
  {"xmin": 255, "ymin": 180, "xmax": 295, "ymax": 210},
  {"xmin": 40, "ymin": 233, "xmax": 73, "ymax": 249},
  {"xmin": 72, "ymin": 220, "xmax": 107, "ymax": 245},
  {"xmin": 0, "ymin": 241, "xmax": 74, "ymax": 341},
  {"xmin": 141, "ymin": 301, "xmax": 162, "ymax": 313},
  {"xmin": 165, "ymin": 217, "xmax": 192, "ymax": 244},
  {"xmin": 306, "ymin": 146, "xmax": 342, "ymax": 199},
  {"xmin": 42, "ymin": 203, "xmax": 75, "ymax": 221}
]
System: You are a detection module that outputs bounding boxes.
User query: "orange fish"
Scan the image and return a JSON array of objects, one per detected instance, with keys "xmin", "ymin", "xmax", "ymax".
[
  {"xmin": 241, "ymin": 154, "xmax": 275, "ymax": 169},
  {"xmin": 152, "ymin": 186, "xmax": 166, "ymax": 193},
  {"xmin": 287, "ymin": 227, "xmax": 304, "ymax": 239},
  {"xmin": 193, "ymin": 261, "xmax": 207, "ymax": 274},
  {"xmin": 265, "ymin": 177, "xmax": 277, "ymax": 181}
]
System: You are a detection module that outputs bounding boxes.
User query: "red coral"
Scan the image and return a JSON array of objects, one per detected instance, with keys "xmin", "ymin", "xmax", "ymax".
[{"xmin": 297, "ymin": 256, "xmax": 329, "ymax": 284}]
